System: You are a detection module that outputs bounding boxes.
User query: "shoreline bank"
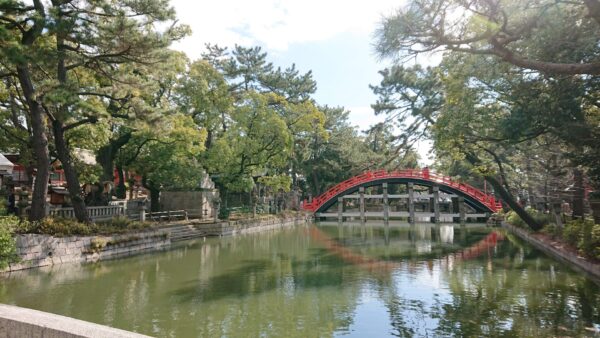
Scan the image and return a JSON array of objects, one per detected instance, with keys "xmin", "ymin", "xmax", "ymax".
[
  {"xmin": 2, "ymin": 213, "xmax": 312, "ymax": 273},
  {"xmin": 502, "ymin": 222, "xmax": 600, "ymax": 283}
]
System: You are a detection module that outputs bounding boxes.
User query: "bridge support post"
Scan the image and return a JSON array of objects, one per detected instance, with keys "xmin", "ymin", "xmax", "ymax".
[
  {"xmin": 359, "ymin": 186, "xmax": 365, "ymax": 224},
  {"xmin": 338, "ymin": 197, "xmax": 343, "ymax": 224},
  {"xmin": 408, "ymin": 183, "xmax": 415, "ymax": 224},
  {"xmin": 383, "ymin": 183, "xmax": 389, "ymax": 224},
  {"xmin": 433, "ymin": 186, "xmax": 440, "ymax": 223},
  {"xmin": 458, "ymin": 196, "xmax": 466, "ymax": 225}
]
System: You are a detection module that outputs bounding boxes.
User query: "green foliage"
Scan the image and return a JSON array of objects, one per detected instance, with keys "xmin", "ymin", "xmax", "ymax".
[
  {"xmin": 561, "ymin": 219, "xmax": 600, "ymax": 259},
  {"xmin": 204, "ymin": 92, "xmax": 293, "ymax": 192},
  {"xmin": 126, "ymin": 114, "xmax": 207, "ymax": 194},
  {"xmin": 10, "ymin": 216, "xmax": 152, "ymax": 237},
  {"xmin": 31, "ymin": 218, "xmax": 92, "ymax": 237},
  {"xmin": 542, "ymin": 223, "xmax": 562, "ymax": 239},
  {"xmin": 592, "ymin": 225, "xmax": 600, "ymax": 260},
  {"xmin": 0, "ymin": 217, "xmax": 18, "ymax": 269},
  {"xmin": 218, "ymin": 207, "xmax": 231, "ymax": 220},
  {"xmin": 373, "ymin": 0, "xmax": 600, "ymax": 230},
  {"xmin": 577, "ymin": 220, "xmax": 596, "ymax": 258},
  {"xmin": 563, "ymin": 220, "xmax": 584, "ymax": 247},
  {"xmin": 506, "ymin": 210, "xmax": 527, "ymax": 228},
  {"xmin": 93, "ymin": 217, "xmax": 153, "ymax": 235},
  {"xmin": 257, "ymin": 175, "xmax": 293, "ymax": 193},
  {"xmin": 89, "ymin": 237, "xmax": 108, "ymax": 253},
  {"xmin": 506, "ymin": 208, "xmax": 552, "ymax": 229}
]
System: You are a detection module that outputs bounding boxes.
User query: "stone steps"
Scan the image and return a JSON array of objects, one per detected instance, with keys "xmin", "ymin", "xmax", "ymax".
[{"xmin": 166, "ymin": 225, "xmax": 208, "ymax": 242}]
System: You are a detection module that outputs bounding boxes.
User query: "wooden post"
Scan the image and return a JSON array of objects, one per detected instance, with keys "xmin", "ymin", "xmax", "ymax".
[
  {"xmin": 451, "ymin": 197, "xmax": 459, "ymax": 223},
  {"xmin": 338, "ymin": 197, "xmax": 343, "ymax": 224},
  {"xmin": 458, "ymin": 196, "xmax": 466, "ymax": 225},
  {"xmin": 408, "ymin": 183, "xmax": 415, "ymax": 224},
  {"xmin": 359, "ymin": 186, "xmax": 365, "ymax": 224},
  {"xmin": 140, "ymin": 205, "xmax": 146, "ymax": 222},
  {"xmin": 383, "ymin": 183, "xmax": 389, "ymax": 223},
  {"xmin": 433, "ymin": 186, "xmax": 440, "ymax": 223}
]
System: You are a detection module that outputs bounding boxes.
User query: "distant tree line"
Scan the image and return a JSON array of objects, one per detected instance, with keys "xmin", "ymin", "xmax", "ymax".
[{"xmin": 0, "ymin": 0, "xmax": 418, "ymax": 221}]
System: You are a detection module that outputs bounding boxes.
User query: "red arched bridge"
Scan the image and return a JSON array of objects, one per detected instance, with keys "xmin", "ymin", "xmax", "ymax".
[{"xmin": 302, "ymin": 169, "xmax": 502, "ymax": 218}]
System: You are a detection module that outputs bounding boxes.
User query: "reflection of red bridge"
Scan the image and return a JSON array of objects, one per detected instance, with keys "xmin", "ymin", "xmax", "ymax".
[
  {"xmin": 308, "ymin": 226, "xmax": 504, "ymax": 272},
  {"xmin": 303, "ymin": 169, "xmax": 502, "ymax": 214}
]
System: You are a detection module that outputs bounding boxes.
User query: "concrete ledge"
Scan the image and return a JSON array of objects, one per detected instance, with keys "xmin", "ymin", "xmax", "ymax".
[
  {"xmin": 502, "ymin": 222, "xmax": 600, "ymax": 283},
  {"xmin": 0, "ymin": 304, "xmax": 150, "ymax": 338}
]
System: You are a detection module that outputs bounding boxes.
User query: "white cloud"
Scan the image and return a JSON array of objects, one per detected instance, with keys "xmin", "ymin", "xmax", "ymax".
[
  {"xmin": 169, "ymin": 0, "xmax": 403, "ymax": 58},
  {"xmin": 346, "ymin": 106, "xmax": 385, "ymax": 131}
]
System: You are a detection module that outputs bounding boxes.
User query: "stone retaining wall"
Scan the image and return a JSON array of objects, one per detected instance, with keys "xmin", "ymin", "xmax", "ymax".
[
  {"xmin": 3, "ymin": 214, "xmax": 312, "ymax": 273},
  {"xmin": 3, "ymin": 230, "xmax": 171, "ymax": 273},
  {"xmin": 502, "ymin": 222, "xmax": 600, "ymax": 282},
  {"xmin": 194, "ymin": 216, "xmax": 308, "ymax": 236}
]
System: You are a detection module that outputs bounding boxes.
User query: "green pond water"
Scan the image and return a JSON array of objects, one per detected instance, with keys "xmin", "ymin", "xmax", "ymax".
[{"xmin": 1, "ymin": 223, "xmax": 599, "ymax": 337}]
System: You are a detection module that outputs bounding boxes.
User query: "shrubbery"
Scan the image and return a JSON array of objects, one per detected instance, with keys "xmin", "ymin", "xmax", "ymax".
[
  {"xmin": 218, "ymin": 207, "xmax": 231, "ymax": 220},
  {"xmin": 16, "ymin": 216, "xmax": 153, "ymax": 236},
  {"xmin": 542, "ymin": 223, "xmax": 562, "ymax": 239},
  {"xmin": 0, "ymin": 216, "xmax": 21, "ymax": 268},
  {"xmin": 505, "ymin": 208, "xmax": 600, "ymax": 260},
  {"xmin": 560, "ymin": 219, "xmax": 600, "ymax": 260},
  {"xmin": 506, "ymin": 207, "xmax": 553, "ymax": 229},
  {"xmin": 562, "ymin": 219, "xmax": 585, "ymax": 247}
]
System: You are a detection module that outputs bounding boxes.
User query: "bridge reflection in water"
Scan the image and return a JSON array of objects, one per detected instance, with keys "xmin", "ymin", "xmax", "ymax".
[{"xmin": 309, "ymin": 223, "xmax": 504, "ymax": 273}]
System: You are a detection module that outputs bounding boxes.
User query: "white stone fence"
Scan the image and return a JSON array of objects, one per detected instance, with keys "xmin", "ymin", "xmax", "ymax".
[
  {"xmin": 48, "ymin": 205, "xmax": 125, "ymax": 221},
  {"xmin": 44, "ymin": 198, "xmax": 149, "ymax": 221}
]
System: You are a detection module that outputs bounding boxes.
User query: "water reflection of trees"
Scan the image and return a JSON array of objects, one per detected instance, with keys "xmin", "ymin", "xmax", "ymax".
[
  {"xmin": 429, "ymin": 241, "xmax": 599, "ymax": 337},
  {"xmin": 324, "ymin": 225, "xmax": 599, "ymax": 337},
  {"xmin": 0, "ymin": 226, "xmax": 365, "ymax": 337},
  {"xmin": 0, "ymin": 225, "xmax": 598, "ymax": 337}
]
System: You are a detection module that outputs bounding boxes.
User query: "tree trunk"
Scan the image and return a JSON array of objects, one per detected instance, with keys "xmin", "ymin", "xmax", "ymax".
[
  {"xmin": 129, "ymin": 178, "xmax": 134, "ymax": 200},
  {"xmin": 149, "ymin": 188, "xmax": 160, "ymax": 212},
  {"xmin": 465, "ymin": 152, "xmax": 542, "ymax": 230},
  {"xmin": 52, "ymin": 121, "xmax": 90, "ymax": 222},
  {"xmin": 16, "ymin": 66, "xmax": 50, "ymax": 221},
  {"xmin": 485, "ymin": 175, "xmax": 542, "ymax": 231},
  {"xmin": 96, "ymin": 131, "xmax": 132, "ymax": 183},
  {"xmin": 115, "ymin": 165, "xmax": 126, "ymax": 199},
  {"xmin": 572, "ymin": 168, "xmax": 585, "ymax": 219},
  {"xmin": 142, "ymin": 176, "xmax": 160, "ymax": 212},
  {"xmin": 311, "ymin": 168, "xmax": 320, "ymax": 196},
  {"xmin": 526, "ymin": 157, "xmax": 536, "ymax": 208}
]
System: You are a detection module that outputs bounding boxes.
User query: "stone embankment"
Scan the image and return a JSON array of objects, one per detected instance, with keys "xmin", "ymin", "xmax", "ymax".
[
  {"xmin": 502, "ymin": 222, "xmax": 600, "ymax": 282},
  {"xmin": 2, "ymin": 214, "xmax": 311, "ymax": 273}
]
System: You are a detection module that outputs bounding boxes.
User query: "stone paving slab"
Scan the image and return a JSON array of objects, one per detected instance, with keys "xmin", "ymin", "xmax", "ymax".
[{"xmin": 0, "ymin": 304, "xmax": 152, "ymax": 338}]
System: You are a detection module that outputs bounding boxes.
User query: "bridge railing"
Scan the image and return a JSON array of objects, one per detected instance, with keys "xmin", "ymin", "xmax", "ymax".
[{"xmin": 303, "ymin": 169, "xmax": 502, "ymax": 213}]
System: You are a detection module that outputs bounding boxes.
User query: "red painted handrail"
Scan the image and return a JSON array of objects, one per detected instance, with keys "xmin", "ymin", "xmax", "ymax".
[{"xmin": 302, "ymin": 169, "xmax": 502, "ymax": 213}]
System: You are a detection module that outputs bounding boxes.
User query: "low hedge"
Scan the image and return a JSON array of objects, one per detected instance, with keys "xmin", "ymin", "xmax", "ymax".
[
  {"xmin": 543, "ymin": 219, "xmax": 600, "ymax": 260},
  {"xmin": 505, "ymin": 207, "xmax": 553, "ymax": 229}
]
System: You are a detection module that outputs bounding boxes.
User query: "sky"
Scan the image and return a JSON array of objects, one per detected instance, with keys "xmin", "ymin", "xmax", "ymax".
[{"xmin": 168, "ymin": 0, "xmax": 433, "ymax": 164}]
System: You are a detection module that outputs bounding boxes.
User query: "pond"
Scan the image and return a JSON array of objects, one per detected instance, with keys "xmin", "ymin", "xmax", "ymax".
[{"xmin": 1, "ymin": 223, "xmax": 599, "ymax": 337}]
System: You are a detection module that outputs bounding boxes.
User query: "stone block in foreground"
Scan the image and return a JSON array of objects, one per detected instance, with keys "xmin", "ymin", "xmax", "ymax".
[{"xmin": 0, "ymin": 303, "xmax": 151, "ymax": 338}]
